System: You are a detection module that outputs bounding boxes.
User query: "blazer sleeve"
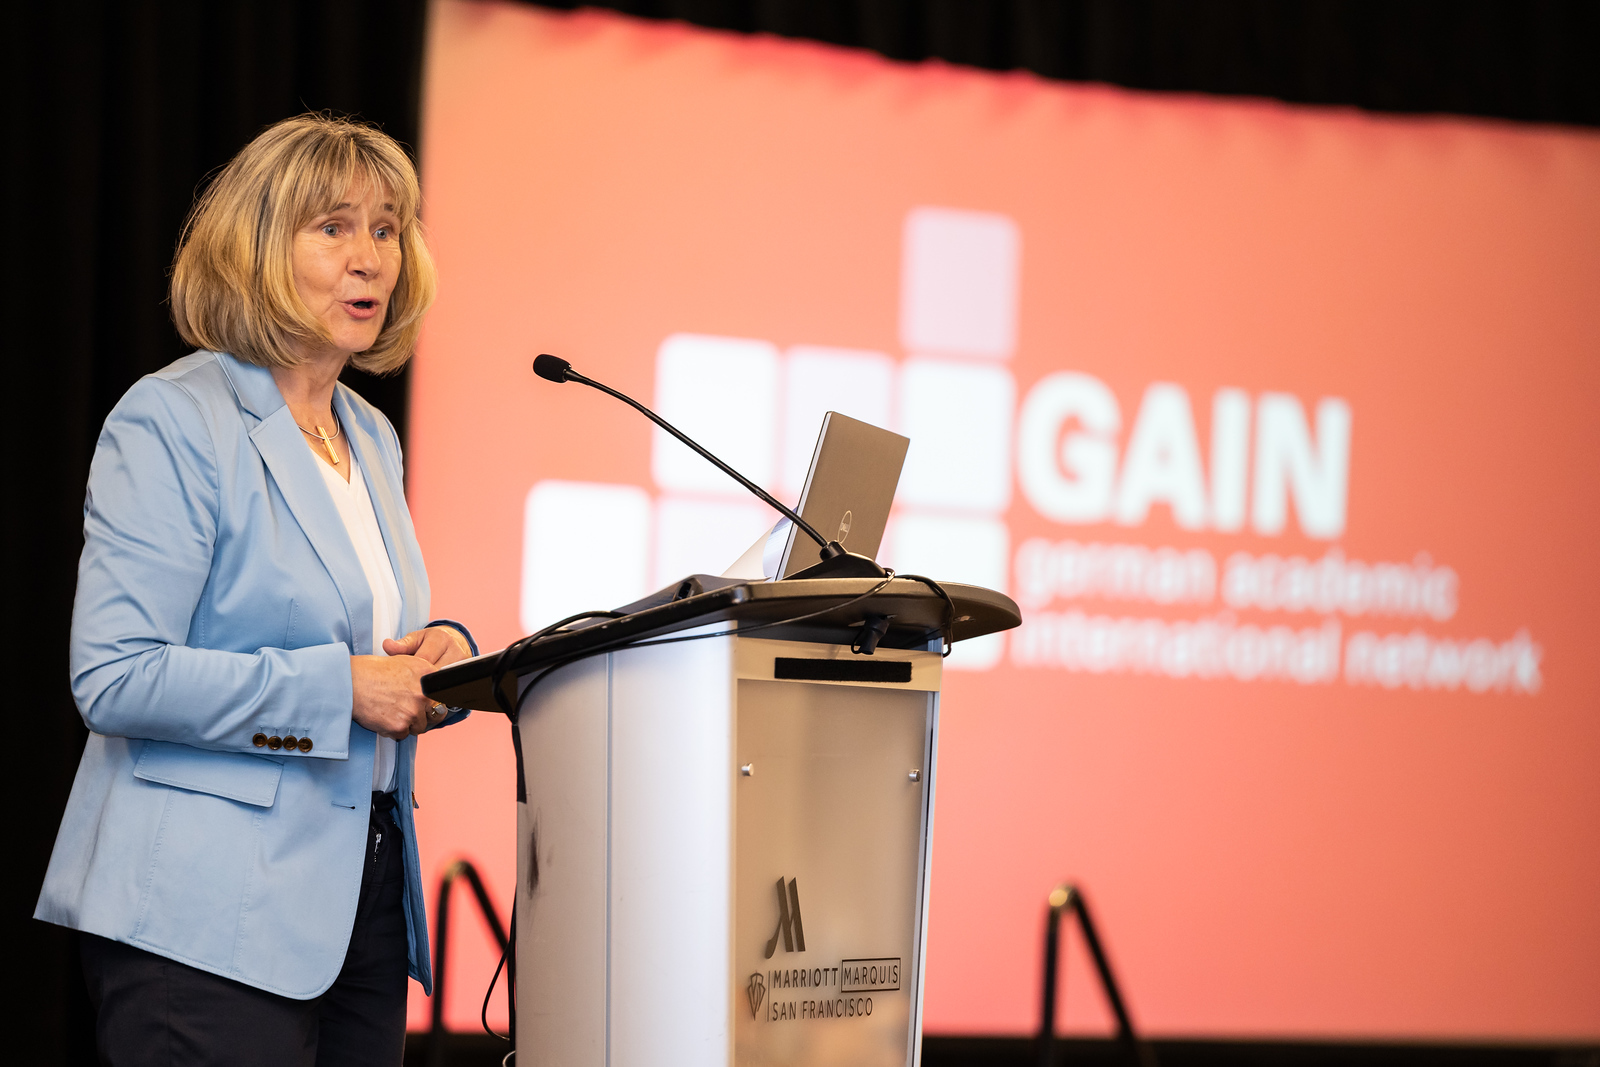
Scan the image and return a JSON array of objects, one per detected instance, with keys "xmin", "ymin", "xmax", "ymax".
[
  {"xmin": 69, "ymin": 377, "xmax": 355, "ymax": 756},
  {"xmin": 424, "ymin": 617, "xmax": 476, "ymax": 727}
]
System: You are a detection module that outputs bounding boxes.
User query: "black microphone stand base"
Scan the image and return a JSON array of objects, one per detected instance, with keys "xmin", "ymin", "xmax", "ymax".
[{"xmin": 788, "ymin": 548, "xmax": 889, "ymax": 581}]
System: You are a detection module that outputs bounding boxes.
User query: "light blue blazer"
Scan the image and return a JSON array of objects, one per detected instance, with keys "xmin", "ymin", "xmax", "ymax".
[{"xmin": 35, "ymin": 350, "xmax": 471, "ymax": 999}]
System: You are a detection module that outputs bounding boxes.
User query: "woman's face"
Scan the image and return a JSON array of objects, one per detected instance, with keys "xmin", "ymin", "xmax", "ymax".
[{"xmin": 291, "ymin": 179, "xmax": 402, "ymax": 360}]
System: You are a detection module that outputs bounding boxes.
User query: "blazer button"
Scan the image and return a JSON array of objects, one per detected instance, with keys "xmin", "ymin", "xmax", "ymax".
[
  {"xmin": 282, "ymin": 735, "xmax": 298, "ymax": 752},
  {"xmin": 252, "ymin": 733, "xmax": 268, "ymax": 748},
  {"xmin": 267, "ymin": 736, "xmax": 282, "ymax": 751},
  {"xmin": 297, "ymin": 737, "xmax": 313, "ymax": 753}
]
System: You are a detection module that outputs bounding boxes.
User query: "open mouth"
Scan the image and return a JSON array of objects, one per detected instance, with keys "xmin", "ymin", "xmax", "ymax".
[{"xmin": 349, "ymin": 299, "xmax": 377, "ymax": 310}]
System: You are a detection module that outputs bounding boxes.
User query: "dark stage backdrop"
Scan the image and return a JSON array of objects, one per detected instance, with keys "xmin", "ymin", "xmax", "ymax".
[
  {"xmin": 1, "ymin": 2, "xmax": 427, "ymax": 1061},
  {"xmin": 3, "ymin": 1, "xmax": 1595, "ymax": 1063},
  {"xmin": 548, "ymin": 0, "xmax": 1600, "ymax": 126}
]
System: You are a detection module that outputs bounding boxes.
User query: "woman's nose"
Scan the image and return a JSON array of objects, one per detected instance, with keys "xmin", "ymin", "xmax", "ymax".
[{"xmin": 350, "ymin": 233, "xmax": 382, "ymax": 274}]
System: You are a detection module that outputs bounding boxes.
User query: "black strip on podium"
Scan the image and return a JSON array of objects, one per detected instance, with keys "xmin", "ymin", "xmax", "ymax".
[{"xmin": 773, "ymin": 657, "xmax": 912, "ymax": 683}]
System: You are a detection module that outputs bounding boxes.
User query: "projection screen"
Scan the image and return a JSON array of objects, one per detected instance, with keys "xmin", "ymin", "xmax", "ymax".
[{"xmin": 404, "ymin": 0, "xmax": 1600, "ymax": 1041}]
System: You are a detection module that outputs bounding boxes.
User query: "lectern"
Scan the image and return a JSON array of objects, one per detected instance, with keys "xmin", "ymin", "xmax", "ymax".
[{"xmin": 425, "ymin": 576, "xmax": 1020, "ymax": 1066}]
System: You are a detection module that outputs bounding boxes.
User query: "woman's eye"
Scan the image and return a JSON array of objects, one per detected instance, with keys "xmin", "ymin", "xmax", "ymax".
[
  {"xmin": 322, "ymin": 223, "xmax": 339, "ymax": 236},
  {"xmin": 375, "ymin": 226, "xmax": 391, "ymax": 239}
]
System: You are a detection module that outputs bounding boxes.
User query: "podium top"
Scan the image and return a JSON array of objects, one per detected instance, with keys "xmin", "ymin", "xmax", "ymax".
[{"xmin": 423, "ymin": 576, "xmax": 1020, "ymax": 712}]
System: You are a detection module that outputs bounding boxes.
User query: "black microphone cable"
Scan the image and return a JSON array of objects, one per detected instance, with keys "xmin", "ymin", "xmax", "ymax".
[
  {"xmin": 481, "ymin": 901, "xmax": 512, "ymax": 1042},
  {"xmin": 490, "ymin": 609, "xmax": 626, "ymax": 719},
  {"xmin": 478, "ymin": 609, "xmax": 624, "ymax": 1059},
  {"xmin": 893, "ymin": 572, "xmax": 957, "ymax": 657},
  {"xmin": 507, "ymin": 570, "xmax": 901, "ymax": 720}
]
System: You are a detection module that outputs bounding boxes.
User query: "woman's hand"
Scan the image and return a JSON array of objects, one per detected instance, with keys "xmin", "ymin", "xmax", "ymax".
[
  {"xmin": 352, "ymin": 627, "xmax": 471, "ymax": 738},
  {"xmin": 351, "ymin": 654, "xmax": 436, "ymax": 740},
  {"xmin": 382, "ymin": 626, "xmax": 472, "ymax": 668}
]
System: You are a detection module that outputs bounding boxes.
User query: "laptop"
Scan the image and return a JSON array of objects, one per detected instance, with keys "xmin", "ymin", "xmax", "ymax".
[{"xmin": 726, "ymin": 411, "xmax": 910, "ymax": 580}]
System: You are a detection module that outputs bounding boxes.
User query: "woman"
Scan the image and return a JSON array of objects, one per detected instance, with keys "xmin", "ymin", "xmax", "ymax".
[{"xmin": 35, "ymin": 114, "xmax": 474, "ymax": 1066}]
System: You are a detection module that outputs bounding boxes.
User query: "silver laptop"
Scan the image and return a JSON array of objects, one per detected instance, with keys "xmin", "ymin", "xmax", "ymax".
[{"xmin": 769, "ymin": 411, "xmax": 910, "ymax": 579}]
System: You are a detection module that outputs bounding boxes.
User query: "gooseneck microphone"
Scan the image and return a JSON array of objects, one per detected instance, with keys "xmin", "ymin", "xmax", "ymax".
[{"xmin": 533, "ymin": 353, "xmax": 885, "ymax": 577}]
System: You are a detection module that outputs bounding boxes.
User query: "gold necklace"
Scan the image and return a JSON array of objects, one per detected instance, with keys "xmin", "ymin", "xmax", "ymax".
[{"xmin": 296, "ymin": 413, "xmax": 343, "ymax": 466}]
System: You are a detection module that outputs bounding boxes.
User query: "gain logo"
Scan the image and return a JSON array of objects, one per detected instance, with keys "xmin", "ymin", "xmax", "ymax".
[
  {"xmin": 763, "ymin": 877, "xmax": 806, "ymax": 958},
  {"xmin": 746, "ymin": 972, "xmax": 766, "ymax": 1018}
]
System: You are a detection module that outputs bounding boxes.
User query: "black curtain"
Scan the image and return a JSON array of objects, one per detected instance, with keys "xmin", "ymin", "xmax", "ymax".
[
  {"xmin": 1, "ymin": 2, "xmax": 427, "ymax": 1061},
  {"xmin": 540, "ymin": 0, "xmax": 1600, "ymax": 126},
  {"xmin": 5, "ymin": 2, "xmax": 1597, "ymax": 1064}
]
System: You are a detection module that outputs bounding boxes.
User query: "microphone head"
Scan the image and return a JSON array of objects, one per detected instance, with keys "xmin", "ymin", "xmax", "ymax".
[{"xmin": 533, "ymin": 354, "xmax": 572, "ymax": 383}]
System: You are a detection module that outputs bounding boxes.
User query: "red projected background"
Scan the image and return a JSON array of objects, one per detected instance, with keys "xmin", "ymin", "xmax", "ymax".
[{"xmin": 405, "ymin": 0, "xmax": 1600, "ymax": 1039}]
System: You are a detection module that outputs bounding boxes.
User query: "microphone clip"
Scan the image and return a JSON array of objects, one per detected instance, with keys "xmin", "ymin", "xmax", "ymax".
[{"xmin": 851, "ymin": 613, "xmax": 895, "ymax": 656}]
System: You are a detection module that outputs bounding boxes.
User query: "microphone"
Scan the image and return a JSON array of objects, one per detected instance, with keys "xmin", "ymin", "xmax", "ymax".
[
  {"xmin": 531, "ymin": 354, "xmax": 886, "ymax": 579},
  {"xmin": 532, "ymin": 354, "xmax": 573, "ymax": 383}
]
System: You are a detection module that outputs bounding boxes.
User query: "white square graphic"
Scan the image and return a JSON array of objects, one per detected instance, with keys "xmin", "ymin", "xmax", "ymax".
[
  {"xmin": 653, "ymin": 495, "xmax": 774, "ymax": 588},
  {"xmin": 900, "ymin": 207, "xmax": 1020, "ymax": 359},
  {"xmin": 522, "ymin": 480, "xmax": 652, "ymax": 634},
  {"xmin": 883, "ymin": 513, "xmax": 1010, "ymax": 670},
  {"xmin": 883, "ymin": 513, "xmax": 1009, "ymax": 593},
  {"xmin": 781, "ymin": 346, "xmax": 896, "ymax": 497},
  {"xmin": 652, "ymin": 334, "xmax": 780, "ymax": 496},
  {"xmin": 896, "ymin": 359, "xmax": 1015, "ymax": 513}
]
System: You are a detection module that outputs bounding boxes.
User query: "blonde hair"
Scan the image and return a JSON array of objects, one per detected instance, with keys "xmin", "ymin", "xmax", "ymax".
[{"xmin": 170, "ymin": 113, "xmax": 436, "ymax": 375}]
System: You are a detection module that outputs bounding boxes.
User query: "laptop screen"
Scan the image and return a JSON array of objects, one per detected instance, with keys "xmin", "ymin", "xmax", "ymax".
[{"xmin": 772, "ymin": 411, "xmax": 910, "ymax": 578}]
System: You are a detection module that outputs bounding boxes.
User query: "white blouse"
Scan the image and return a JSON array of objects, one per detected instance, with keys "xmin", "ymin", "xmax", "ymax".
[{"xmin": 316, "ymin": 452, "xmax": 403, "ymax": 793}]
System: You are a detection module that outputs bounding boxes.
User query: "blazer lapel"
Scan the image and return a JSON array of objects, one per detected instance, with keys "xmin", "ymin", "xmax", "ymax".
[
  {"xmin": 337, "ymin": 386, "xmax": 427, "ymax": 637},
  {"xmin": 218, "ymin": 353, "xmax": 374, "ymax": 655},
  {"xmin": 334, "ymin": 386, "xmax": 430, "ymax": 800}
]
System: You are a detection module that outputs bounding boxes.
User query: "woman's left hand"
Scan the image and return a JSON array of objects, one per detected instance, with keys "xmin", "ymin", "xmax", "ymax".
[{"xmin": 382, "ymin": 626, "xmax": 472, "ymax": 668}]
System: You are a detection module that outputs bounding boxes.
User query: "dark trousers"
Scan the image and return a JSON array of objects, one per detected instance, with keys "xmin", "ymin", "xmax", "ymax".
[{"xmin": 80, "ymin": 794, "xmax": 409, "ymax": 1067}]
